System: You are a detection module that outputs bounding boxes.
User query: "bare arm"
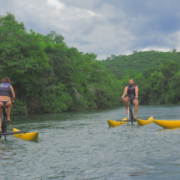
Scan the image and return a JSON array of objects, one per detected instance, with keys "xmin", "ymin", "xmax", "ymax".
[
  {"xmin": 135, "ymin": 86, "xmax": 138, "ymax": 98},
  {"xmin": 10, "ymin": 85, "xmax": 15, "ymax": 102},
  {"xmin": 122, "ymin": 86, "xmax": 128, "ymax": 98}
]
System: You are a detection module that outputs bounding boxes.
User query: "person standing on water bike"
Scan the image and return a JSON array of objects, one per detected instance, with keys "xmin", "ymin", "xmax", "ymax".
[
  {"xmin": 0, "ymin": 77, "xmax": 15, "ymax": 132},
  {"xmin": 121, "ymin": 79, "xmax": 139, "ymax": 120}
]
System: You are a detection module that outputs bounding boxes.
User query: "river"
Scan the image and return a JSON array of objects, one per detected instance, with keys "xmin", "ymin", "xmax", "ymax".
[{"xmin": 0, "ymin": 105, "xmax": 180, "ymax": 179}]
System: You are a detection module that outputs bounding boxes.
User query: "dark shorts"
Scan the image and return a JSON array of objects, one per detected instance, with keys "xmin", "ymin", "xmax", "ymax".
[{"xmin": 127, "ymin": 96, "xmax": 138, "ymax": 103}]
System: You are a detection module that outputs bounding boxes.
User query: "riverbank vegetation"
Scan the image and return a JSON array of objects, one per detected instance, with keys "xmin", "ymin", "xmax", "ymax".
[
  {"xmin": 0, "ymin": 13, "xmax": 121, "ymax": 115},
  {"xmin": 1, "ymin": 13, "xmax": 180, "ymax": 115},
  {"xmin": 101, "ymin": 52, "xmax": 180, "ymax": 105}
]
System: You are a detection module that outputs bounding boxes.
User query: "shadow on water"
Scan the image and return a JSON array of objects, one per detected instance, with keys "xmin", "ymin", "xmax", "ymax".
[{"xmin": 129, "ymin": 169, "xmax": 152, "ymax": 176}]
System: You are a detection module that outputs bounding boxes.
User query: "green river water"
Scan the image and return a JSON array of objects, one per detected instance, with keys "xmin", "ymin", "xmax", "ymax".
[{"xmin": 0, "ymin": 105, "xmax": 180, "ymax": 180}]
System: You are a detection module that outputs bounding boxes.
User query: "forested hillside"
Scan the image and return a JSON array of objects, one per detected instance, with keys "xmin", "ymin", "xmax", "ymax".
[
  {"xmin": 0, "ymin": 13, "xmax": 122, "ymax": 115},
  {"xmin": 101, "ymin": 51, "xmax": 180, "ymax": 78},
  {"xmin": 1, "ymin": 13, "xmax": 180, "ymax": 115},
  {"xmin": 101, "ymin": 51, "xmax": 180, "ymax": 105}
]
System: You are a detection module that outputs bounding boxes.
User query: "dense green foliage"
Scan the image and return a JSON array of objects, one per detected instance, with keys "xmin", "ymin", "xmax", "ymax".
[
  {"xmin": 1, "ymin": 13, "xmax": 180, "ymax": 115},
  {"xmin": 101, "ymin": 52, "xmax": 180, "ymax": 105},
  {"xmin": 0, "ymin": 13, "xmax": 122, "ymax": 115},
  {"xmin": 101, "ymin": 51, "xmax": 180, "ymax": 78}
]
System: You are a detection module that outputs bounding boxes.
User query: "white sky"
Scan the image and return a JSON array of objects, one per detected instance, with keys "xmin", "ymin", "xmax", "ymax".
[{"xmin": 1, "ymin": 0, "xmax": 180, "ymax": 59}]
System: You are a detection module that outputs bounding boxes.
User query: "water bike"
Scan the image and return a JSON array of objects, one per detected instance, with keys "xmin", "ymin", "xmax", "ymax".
[
  {"xmin": 108, "ymin": 100, "xmax": 153, "ymax": 127},
  {"xmin": 137, "ymin": 116, "xmax": 154, "ymax": 126},
  {"xmin": 0, "ymin": 105, "xmax": 38, "ymax": 141},
  {"xmin": 154, "ymin": 119, "xmax": 180, "ymax": 129}
]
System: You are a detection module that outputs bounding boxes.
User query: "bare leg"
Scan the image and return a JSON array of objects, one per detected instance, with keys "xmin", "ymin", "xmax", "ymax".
[
  {"xmin": 5, "ymin": 101, "xmax": 12, "ymax": 122},
  {"xmin": 0, "ymin": 102, "xmax": 4, "ymax": 132},
  {"xmin": 123, "ymin": 97, "xmax": 129, "ymax": 114},
  {"xmin": 133, "ymin": 99, "xmax": 139, "ymax": 119}
]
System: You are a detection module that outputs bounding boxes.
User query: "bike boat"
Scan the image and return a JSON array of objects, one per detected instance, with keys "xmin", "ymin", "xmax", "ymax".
[
  {"xmin": 154, "ymin": 119, "xmax": 180, "ymax": 129},
  {"xmin": 137, "ymin": 116, "xmax": 154, "ymax": 126},
  {"xmin": 13, "ymin": 128, "xmax": 39, "ymax": 141},
  {"xmin": 108, "ymin": 117, "xmax": 127, "ymax": 127}
]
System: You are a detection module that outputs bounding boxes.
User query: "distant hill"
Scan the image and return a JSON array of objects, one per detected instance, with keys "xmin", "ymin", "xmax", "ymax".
[{"xmin": 100, "ymin": 50, "xmax": 180, "ymax": 78}]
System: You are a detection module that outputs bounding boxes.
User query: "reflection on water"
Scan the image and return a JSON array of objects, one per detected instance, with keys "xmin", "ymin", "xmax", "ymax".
[{"xmin": 0, "ymin": 105, "xmax": 180, "ymax": 179}]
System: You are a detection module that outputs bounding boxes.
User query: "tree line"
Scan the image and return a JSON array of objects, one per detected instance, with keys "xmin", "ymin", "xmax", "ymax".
[
  {"xmin": 1, "ymin": 13, "xmax": 180, "ymax": 115},
  {"xmin": 0, "ymin": 13, "xmax": 122, "ymax": 115},
  {"xmin": 101, "ymin": 51, "xmax": 180, "ymax": 105}
]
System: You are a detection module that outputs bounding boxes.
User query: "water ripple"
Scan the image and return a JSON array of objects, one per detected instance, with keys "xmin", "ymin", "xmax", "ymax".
[{"xmin": 0, "ymin": 105, "xmax": 180, "ymax": 179}]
